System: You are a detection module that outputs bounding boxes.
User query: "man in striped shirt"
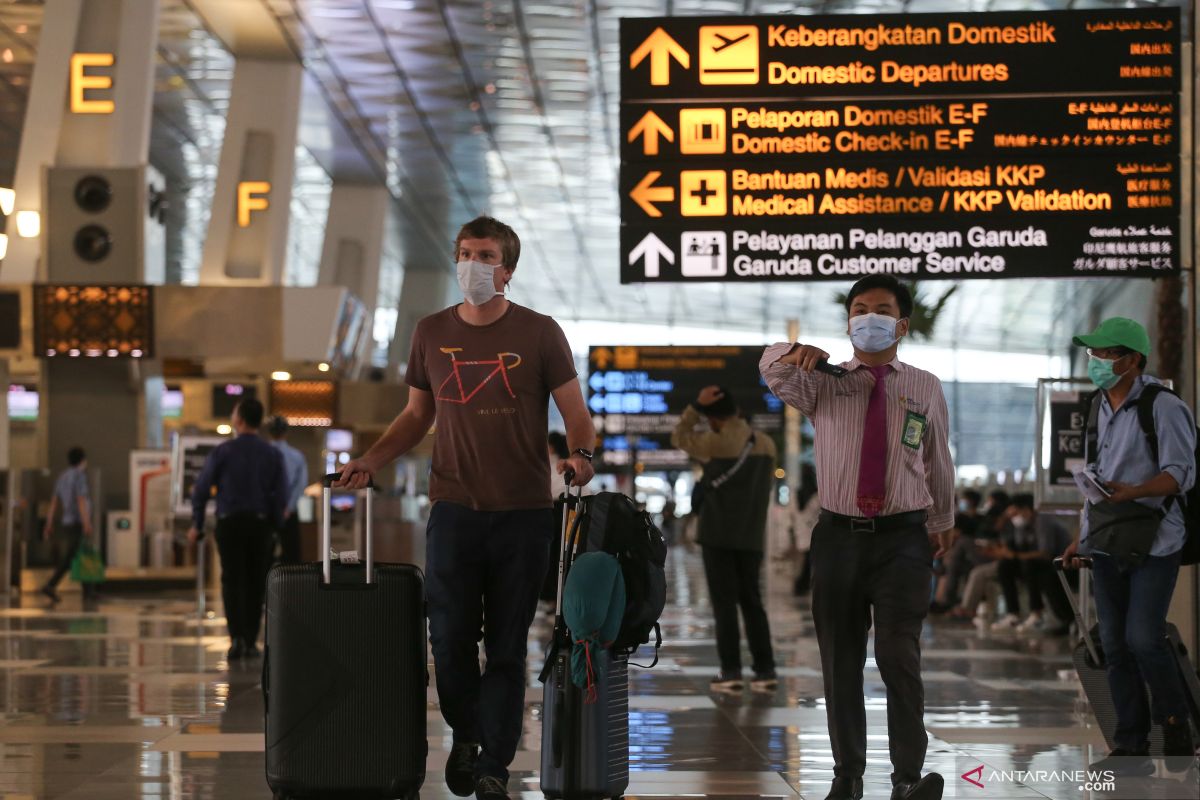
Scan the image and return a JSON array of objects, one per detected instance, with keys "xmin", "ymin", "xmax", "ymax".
[{"xmin": 760, "ymin": 275, "xmax": 955, "ymax": 800}]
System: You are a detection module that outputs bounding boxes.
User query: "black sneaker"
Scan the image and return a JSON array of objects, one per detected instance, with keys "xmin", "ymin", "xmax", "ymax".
[
  {"xmin": 226, "ymin": 639, "xmax": 245, "ymax": 661},
  {"xmin": 475, "ymin": 775, "xmax": 509, "ymax": 800},
  {"xmin": 1162, "ymin": 715, "xmax": 1197, "ymax": 772},
  {"xmin": 1090, "ymin": 747, "xmax": 1154, "ymax": 776},
  {"xmin": 40, "ymin": 585, "xmax": 61, "ymax": 603},
  {"xmin": 445, "ymin": 741, "xmax": 479, "ymax": 797},
  {"xmin": 710, "ymin": 673, "xmax": 743, "ymax": 692},
  {"xmin": 243, "ymin": 639, "xmax": 261, "ymax": 659}
]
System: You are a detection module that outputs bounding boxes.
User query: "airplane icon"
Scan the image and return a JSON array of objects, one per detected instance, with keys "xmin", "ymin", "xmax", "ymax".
[
  {"xmin": 698, "ymin": 25, "xmax": 758, "ymax": 85},
  {"xmin": 711, "ymin": 31, "xmax": 750, "ymax": 53}
]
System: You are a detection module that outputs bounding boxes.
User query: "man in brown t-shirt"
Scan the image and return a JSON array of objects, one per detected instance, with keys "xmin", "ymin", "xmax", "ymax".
[{"xmin": 338, "ymin": 216, "xmax": 595, "ymax": 800}]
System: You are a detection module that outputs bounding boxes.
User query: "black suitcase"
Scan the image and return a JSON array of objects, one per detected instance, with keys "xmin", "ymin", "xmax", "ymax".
[
  {"xmin": 1055, "ymin": 557, "xmax": 1200, "ymax": 755},
  {"xmin": 264, "ymin": 474, "xmax": 427, "ymax": 799},
  {"xmin": 540, "ymin": 479, "xmax": 630, "ymax": 800}
]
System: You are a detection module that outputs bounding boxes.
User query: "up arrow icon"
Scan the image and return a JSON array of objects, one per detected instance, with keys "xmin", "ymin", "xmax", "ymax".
[
  {"xmin": 629, "ymin": 27, "xmax": 690, "ymax": 86},
  {"xmin": 628, "ymin": 110, "xmax": 674, "ymax": 156},
  {"xmin": 629, "ymin": 232, "xmax": 674, "ymax": 278}
]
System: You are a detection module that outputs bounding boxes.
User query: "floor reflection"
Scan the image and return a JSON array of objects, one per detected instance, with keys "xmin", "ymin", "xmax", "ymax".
[{"xmin": 0, "ymin": 550, "xmax": 1195, "ymax": 798}]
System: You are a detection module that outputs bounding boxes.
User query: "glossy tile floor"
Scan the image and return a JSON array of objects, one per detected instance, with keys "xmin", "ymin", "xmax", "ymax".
[{"xmin": 1, "ymin": 547, "xmax": 1197, "ymax": 799}]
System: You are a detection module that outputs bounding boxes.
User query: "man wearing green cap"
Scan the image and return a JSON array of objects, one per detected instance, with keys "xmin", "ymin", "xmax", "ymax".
[{"xmin": 1062, "ymin": 316, "xmax": 1197, "ymax": 773}]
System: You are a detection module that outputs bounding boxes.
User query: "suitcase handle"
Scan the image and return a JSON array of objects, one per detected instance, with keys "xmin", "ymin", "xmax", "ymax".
[
  {"xmin": 321, "ymin": 472, "xmax": 376, "ymax": 586},
  {"xmin": 1053, "ymin": 556, "xmax": 1102, "ymax": 666}
]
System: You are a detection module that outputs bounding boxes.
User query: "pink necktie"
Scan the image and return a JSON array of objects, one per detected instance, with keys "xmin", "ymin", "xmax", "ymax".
[{"xmin": 856, "ymin": 365, "xmax": 891, "ymax": 518}]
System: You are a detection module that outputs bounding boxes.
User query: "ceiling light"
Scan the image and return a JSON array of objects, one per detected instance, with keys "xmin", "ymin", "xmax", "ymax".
[
  {"xmin": 0, "ymin": 188, "xmax": 14, "ymax": 215},
  {"xmin": 0, "ymin": 234, "xmax": 7, "ymax": 260},
  {"xmin": 217, "ymin": 424, "xmax": 232, "ymax": 435},
  {"xmin": 15, "ymin": 210, "xmax": 39, "ymax": 238},
  {"xmin": 317, "ymin": 362, "xmax": 330, "ymax": 372},
  {"xmin": 271, "ymin": 371, "xmax": 292, "ymax": 381}
]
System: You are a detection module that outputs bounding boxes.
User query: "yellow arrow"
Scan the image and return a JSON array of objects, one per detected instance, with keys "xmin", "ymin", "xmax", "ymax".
[
  {"xmin": 627, "ymin": 110, "xmax": 674, "ymax": 156},
  {"xmin": 629, "ymin": 27, "xmax": 690, "ymax": 86},
  {"xmin": 629, "ymin": 171, "xmax": 674, "ymax": 218}
]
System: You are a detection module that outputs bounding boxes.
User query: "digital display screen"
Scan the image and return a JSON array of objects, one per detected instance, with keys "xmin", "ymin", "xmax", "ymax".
[
  {"xmin": 7, "ymin": 384, "xmax": 37, "ymax": 422},
  {"xmin": 162, "ymin": 385, "xmax": 183, "ymax": 419},
  {"xmin": 587, "ymin": 346, "xmax": 783, "ymax": 471},
  {"xmin": 619, "ymin": 9, "xmax": 1181, "ymax": 282},
  {"xmin": 211, "ymin": 383, "xmax": 257, "ymax": 419}
]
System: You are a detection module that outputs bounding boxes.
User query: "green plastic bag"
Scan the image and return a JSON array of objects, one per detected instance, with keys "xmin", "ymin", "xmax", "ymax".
[{"xmin": 71, "ymin": 543, "xmax": 106, "ymax": 584}]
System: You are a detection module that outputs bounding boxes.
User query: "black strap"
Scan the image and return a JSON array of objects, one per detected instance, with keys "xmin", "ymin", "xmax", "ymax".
[
  {"xmin": 627, "ymin": 622, "xmax": 662, "ymax": 669},
  {"xmin": 1087, "ymin": 383, "xmax": 1182, "ymax": 514},
  {"xmin": 709, "ymin": 433, "xmax": 757, "ymax": 491}
]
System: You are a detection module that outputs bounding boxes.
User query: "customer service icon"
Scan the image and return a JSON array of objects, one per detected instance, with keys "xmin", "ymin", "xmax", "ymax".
[{"xmin": 681, "ymin": 232, "xmax": 727, "ymax": 277}]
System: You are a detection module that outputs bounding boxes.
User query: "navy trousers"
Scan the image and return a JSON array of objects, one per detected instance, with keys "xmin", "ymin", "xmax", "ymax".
[{"xmin": 425, "ymin": 501, "xmax": 553, "ymax": 782}]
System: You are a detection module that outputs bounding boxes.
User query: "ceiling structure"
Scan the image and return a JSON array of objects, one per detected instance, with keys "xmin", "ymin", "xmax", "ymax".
[{"xmin": 0, "ymin": 0, "xmax": 1188, "ymax": 357}]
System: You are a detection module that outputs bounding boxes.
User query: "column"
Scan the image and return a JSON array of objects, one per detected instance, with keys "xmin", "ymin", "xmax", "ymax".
[
  {"xmin": 199, "ymin": 59, "xmax": 302, "ymax": 286},
  {"xmin": 317, "ymin": 184, "xmax": 388, "ymax": 313},
  {"xmin": 2, "ymin": 0, "xmax": 160, "ymax": 284}
]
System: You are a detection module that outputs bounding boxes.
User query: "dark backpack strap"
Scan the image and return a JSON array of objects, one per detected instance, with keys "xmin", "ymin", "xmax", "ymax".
[
  {"xmin": 1134, "ymin": 384, "xmax": 1182, "ymax": 513},
  {"xmin": 627, "ymin": 622, "xmax": 662, "ymax": 669},
  {"xmin": 1084, "ymin": 390, "xmax": 1101, "ymax": 465}
]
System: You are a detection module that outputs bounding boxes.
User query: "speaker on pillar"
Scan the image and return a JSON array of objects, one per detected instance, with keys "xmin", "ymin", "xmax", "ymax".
[{"xmin": 44, "ymin": 166, "xmax": 167, "ymax": 284}]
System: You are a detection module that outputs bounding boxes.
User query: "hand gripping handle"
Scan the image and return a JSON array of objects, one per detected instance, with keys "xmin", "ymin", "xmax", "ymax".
[{"xmin": 322, "ymin": 472, "xmax": 375, "ymax": 585}]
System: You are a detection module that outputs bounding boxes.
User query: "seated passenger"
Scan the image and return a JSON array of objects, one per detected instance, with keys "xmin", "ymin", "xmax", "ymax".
[{"xmin": 989, "ymin": 494, "xmax": 1073, "ymax": 635}]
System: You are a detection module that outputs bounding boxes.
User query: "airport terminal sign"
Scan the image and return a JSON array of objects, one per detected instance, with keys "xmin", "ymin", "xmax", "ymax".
[
  {"xmin": 619, "ymin": 9, "xmax": 1181, "ymax": 283},
  {"xmin": 587, "ymin": 345, "xmax": 782, "ymax": 471}
]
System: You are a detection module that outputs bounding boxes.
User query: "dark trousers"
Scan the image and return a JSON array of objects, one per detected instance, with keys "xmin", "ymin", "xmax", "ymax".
[
  {"xmin": 997, "ymin": 557, "xmax": 1074, "ymax": 622},
  {"xmin": 214, "ymin": 514, "xmax": 275, "ymax": 645},
  {"xmin": 46, "ymin": 523, "xmax": 85, "ymax": 590},
  {"xmin": 810, "ymin": 519, "xmax": 932, "ymax": 786},
  {"xmin": 277, "ymin": 513, "xmax": 302, "ymax": 564},
  {"xmin": 701, "ymin": 545, "xmax": 775, "ymax": 675},
  {"xmin": 425, "ymin": 501, "xmax": 553, "ymax": 782},
  {"xmin": 1092, "ymin": 551, "xmax": 1190, "ymax": 750}
]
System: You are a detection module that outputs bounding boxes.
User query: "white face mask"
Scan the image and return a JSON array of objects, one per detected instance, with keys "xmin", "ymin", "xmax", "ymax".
[
  {"xmin": 456, "ymin": 260, "xmax": 503, "ymax": 306},
  {"xmin": 849, "ymin": 313, "xmax": 901, "ymax": 353},
  {"xmin": 1011, "ymin": 515, "xmax": 1029, "ymax": 531}
]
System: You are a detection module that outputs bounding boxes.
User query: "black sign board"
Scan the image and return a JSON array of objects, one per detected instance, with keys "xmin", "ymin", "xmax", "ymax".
[
  {"xmin": 620, "ymin": 9, "xmax": 1181, "ymax": 283},
  {"xmin": 587, "ymin": 345, "xmax": 782, "ymax": 472},
  {"xmin": 1048, "ymin": 390, "xmax": 1088, "ymax": 487}
]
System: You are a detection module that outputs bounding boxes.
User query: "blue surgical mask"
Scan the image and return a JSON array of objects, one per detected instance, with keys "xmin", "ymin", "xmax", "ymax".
[
  {"xmin": 849, "ymin": 313, "xmax": 900, "ymax": 353},
  {"xmin": 1088, "ymin": 355, "xmax": 1121, "ymax": 390}
]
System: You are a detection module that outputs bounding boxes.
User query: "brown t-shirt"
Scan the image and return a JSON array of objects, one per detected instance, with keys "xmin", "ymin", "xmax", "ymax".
[{"xmin": 405, "ymin": 303, "xmax": 577, "ymax": 511}]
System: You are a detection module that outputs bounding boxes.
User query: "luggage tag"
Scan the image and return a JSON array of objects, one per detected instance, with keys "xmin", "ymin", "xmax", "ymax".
[
  {"xmin": 901, "ymin": 411, "xmax": 927, "ymax": 449},
  {"xmin": 337, "ymin": 550, "xmax": 361, "ymax": 565}
]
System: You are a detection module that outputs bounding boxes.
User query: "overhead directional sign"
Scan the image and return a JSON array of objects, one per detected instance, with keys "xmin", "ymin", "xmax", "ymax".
[
  {"xmin": 619, "ymin": 8, "xmax": 1181, "ymax": 283},
  {"xmin": 587, "ymin": 345, "xmax": 783, "ymax": 472}
]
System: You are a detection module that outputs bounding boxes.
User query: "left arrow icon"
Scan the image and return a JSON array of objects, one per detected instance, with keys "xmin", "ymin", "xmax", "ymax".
[
  {"xmin": 629, "ymin": 171, "xmax": 675, "ymax": 218},
  {"xmin": 629, "ymin": 27, "xmax": 690, "ymax": 86},
  {"xmin": 628, "ymin": 232, "xmax": 674, "ymax": 278},
  {"xmin": 628, "ymin": 110, "xmax": 674, "ymax": 156}
]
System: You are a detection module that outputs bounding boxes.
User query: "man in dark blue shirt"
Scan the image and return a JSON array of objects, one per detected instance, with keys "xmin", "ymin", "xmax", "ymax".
[{"xmin": 188, "ymin": 398, "xmax": 287, "ymax": 660}]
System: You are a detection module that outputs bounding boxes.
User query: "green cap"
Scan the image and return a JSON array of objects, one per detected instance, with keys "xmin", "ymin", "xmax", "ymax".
[{"xmin": 1072, "ymin": 317, "xmax": 1151, "ymax": 356}]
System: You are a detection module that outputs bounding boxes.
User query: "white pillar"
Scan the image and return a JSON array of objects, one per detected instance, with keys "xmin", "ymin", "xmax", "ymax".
[
  {"xmin": 317, "ymin": 184, "xmax": 388, "ymax": 313},
  {"xmin": 200, "ymin": 59, "xmax": 302, "ymax": 286},
  {"xmin": 2, "ymin": 0, "xmax": 158, "ymax": 283}
]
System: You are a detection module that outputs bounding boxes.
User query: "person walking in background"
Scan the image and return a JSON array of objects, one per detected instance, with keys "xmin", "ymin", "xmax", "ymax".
[
  {"xmin": 265, "ymin": 415, "xmax": 309, "ymax": 564},
  {"xmin": 672, "ymin": 384, "xmax": 778, "ymax": 693},
  {"xmin": 187, "ymin": 398, "xmax": 288, "ymax": 660},
  {"xmin": 40, "ymin": 447, "xmax": 93, "ymax": 603},
  {"xmin": 761, "ymin": 275, "xmax": 955, "ymax": 800}
]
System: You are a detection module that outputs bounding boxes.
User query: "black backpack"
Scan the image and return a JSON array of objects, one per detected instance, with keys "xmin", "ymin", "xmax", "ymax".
[
  {"xmin": 572, "ymin": 492, "xmax": 667, "ymax": 664},
  {"xmin": 1086, "ymin": 384, "xmax": 1200, "ymax": 565}
]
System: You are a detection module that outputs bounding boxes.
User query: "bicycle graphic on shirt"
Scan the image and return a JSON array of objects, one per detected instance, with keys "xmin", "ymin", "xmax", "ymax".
[{"xmin": 435, "ymin": 347, "xmax": 523, "ymax": 405}]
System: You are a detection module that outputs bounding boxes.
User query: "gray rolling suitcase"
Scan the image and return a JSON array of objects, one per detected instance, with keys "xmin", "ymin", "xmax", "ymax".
[
  {"xmin": 264, "ymin": 475, "xmax": 427, "ymax": 799},
  {"xmin": 540, "ymin": 478, "xmax": 630, "ymax": 800},
  {"xmin": 1055, "ymin": 557, "xmax": 1200, "ymax": 755}
]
